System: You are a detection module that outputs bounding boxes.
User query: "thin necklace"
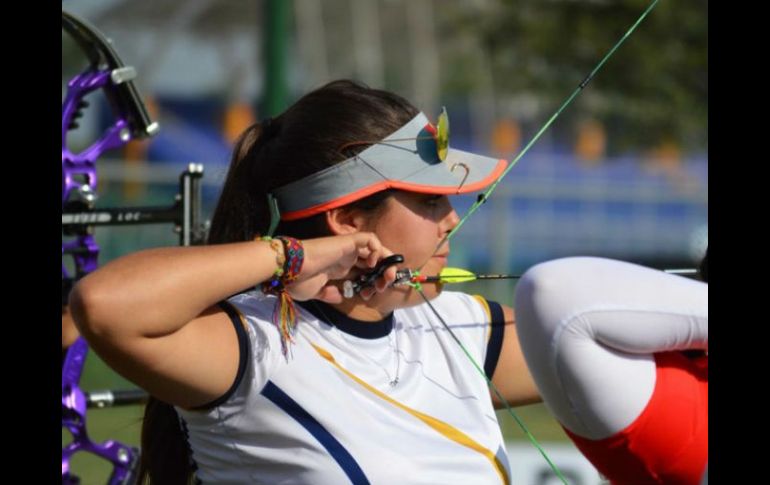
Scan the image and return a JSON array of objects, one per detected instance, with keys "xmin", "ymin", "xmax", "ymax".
[{"xmin": 311, "ymin": 302, "xmax": 401, "ymax": 387}]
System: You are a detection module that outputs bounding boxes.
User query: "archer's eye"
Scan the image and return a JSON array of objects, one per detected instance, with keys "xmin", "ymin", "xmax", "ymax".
[{"xmin": 424, "ymin": 195, "xmax": 443, "ymax": 207}]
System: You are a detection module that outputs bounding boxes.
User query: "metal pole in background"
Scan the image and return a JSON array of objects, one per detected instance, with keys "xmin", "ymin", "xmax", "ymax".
[{"xmin": 263, "ymin": 0, "xmax": 290, "ymax": 116}]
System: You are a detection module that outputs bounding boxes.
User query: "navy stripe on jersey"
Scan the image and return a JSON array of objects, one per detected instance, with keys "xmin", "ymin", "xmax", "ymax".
[
  {"xmin": 484, "ymin": 300, "xmax": 506, "ymax": 379},
  {"xmin": 262, "ymin": 381, "xmax": 371, "ymax": 485},
  {"xmin": 191, "ymin": 300, "xmax": 250, "ymax": 410}
]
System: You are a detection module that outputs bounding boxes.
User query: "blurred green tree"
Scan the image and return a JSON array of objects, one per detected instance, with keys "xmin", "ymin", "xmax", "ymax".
[{"xmin": 440, "ymin": 0, "xmax": 707, "ymax": 155}]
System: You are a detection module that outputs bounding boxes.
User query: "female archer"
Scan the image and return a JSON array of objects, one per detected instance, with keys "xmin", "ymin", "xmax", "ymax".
[{"xmin": 70, "ymin": 80, "xmax": 541, "ymax": 484}]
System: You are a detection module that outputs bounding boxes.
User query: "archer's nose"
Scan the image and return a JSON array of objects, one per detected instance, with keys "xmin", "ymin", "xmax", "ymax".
[{"xmin": 442, "ymin": 205, "xmax": 460, "ymax": 234}]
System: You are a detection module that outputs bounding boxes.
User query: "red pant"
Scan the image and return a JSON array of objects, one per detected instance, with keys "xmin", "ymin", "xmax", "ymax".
[{"xmin": 565, "ymin": 352, "xmax": 708, "ymax": 485}]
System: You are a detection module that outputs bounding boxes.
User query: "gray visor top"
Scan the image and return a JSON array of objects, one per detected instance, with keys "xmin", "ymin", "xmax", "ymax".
[{"xmin": 271, "ymin": 112, "xmax": 506, "ymax": 220}]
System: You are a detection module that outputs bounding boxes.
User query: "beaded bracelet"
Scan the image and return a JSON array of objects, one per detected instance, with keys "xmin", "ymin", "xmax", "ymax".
[{"xmin": 263, "ymin": 238, "xmax": 286, "ymax": 278}]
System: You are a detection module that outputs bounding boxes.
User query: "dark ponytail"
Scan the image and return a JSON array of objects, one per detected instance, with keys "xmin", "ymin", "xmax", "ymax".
[
  {"xmin": 208, "ymin": 79, "xmax": 419, "ymax": 244},
  {"xmin": 137, "ymin": 398, "xmax": 196, "ymax": 484},
  {"xmin": 139, "ymin": 80, "xmax": 419, "ymax": 483}
]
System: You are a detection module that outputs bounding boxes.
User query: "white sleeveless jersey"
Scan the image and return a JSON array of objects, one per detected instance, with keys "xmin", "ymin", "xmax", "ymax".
[{"xmin": 177, "ymin": 290, "xmax": 509, "ymax": 485}]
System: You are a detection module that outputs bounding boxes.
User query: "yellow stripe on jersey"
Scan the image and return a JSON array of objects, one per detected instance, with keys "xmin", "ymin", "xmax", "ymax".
[
  {"xmin": 472, "ymin": 294, "xmax": 493, "ymax": 344},
  {"xmin": 310, "ymin": 342, "xmax": 510, "ymax": 485}
]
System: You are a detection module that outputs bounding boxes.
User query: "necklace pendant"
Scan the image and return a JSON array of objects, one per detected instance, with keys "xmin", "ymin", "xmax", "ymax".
[{"xmin": 389, "ymin": 378, "xmax": 399, "ymax": 387}]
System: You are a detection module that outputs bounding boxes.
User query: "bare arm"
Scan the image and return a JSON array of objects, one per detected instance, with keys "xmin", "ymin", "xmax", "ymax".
[
  {"xmin": 70, "ymin": 234, "xmax": 395, "ymax": 409},
  {"xmin": 71, "ymin": 241, "xmax": 281, "ymax": 340},
  {"xmin": 62, "ymin": 305, "xmax": 80, "ymax": 349},
  {"xmin": 490, "ymin": 305, "xmax": 542, "ymax": 408}
]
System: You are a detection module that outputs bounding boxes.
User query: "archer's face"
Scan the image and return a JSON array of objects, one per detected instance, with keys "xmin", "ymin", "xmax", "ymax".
[{"xmin": 366, "ymin": 191, "xmax": 459, "ymax": 307}]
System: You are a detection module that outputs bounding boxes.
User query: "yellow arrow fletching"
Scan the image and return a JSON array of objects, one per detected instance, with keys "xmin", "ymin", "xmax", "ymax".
[{"xmin": 438, "ymin": 267, "xmax": 477, "ymax": 283}]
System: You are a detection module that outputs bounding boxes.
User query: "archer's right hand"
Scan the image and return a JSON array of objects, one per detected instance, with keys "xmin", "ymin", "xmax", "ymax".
[{"xmin": 287, "ymin": 233, "xmax": 397, "ymax": 303}]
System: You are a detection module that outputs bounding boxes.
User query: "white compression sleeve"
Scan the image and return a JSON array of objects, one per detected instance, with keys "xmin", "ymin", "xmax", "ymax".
[{"xmin": 514, "ymin": 257, "xmax": 708, "ymax": 439}]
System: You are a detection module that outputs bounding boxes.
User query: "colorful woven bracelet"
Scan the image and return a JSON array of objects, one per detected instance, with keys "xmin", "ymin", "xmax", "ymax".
[
  {"xmin": 260, "ymin": 236, "xmax": 304, "ymax": 294},
  {"xmin": 277, "ymin": 236, "xmax": 304, "ymax": 285}
]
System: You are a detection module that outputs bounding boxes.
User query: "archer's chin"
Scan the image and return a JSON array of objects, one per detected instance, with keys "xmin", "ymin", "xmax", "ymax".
[{"xmin": 414, "ymin": 282, "xmax": 443, "ymax": 301}]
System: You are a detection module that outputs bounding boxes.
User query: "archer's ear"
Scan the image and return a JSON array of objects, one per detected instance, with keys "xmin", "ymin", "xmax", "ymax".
[{"xmin": 325, "ymin": 208, "xmax": 368, "ymax": 235}]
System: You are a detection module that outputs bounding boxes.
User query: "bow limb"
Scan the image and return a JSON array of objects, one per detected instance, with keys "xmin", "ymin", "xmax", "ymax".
[{"xmin": 62, "ymin": 8, "xmax": 159, "ymax": 484}]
